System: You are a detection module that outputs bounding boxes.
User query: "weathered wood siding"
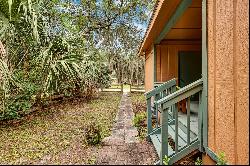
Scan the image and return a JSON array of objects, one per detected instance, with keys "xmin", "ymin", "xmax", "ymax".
[{"xmin": 207, "ymin": 0, "xmax": 249, "ymax": 164}]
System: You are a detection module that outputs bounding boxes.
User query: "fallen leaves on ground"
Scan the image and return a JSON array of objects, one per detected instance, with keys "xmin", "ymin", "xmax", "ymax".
[{"xmin": 0, "ymin": 92, "xmax": 121, "ymax": 165}]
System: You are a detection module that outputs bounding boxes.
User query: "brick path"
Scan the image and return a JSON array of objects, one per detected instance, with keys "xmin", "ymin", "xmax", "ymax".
[{"xmin": 96, "ymin": 92, "xmax": 157, "ymax": 165}]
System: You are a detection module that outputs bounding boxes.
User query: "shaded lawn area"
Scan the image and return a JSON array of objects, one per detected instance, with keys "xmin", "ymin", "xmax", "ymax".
[{"xmin": 0, "ymin": 92, "xmax": 121, "ymax": 165}]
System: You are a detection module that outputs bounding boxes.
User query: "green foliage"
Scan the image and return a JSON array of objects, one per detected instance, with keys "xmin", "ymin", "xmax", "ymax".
[
  {"xmin": 133, "ymin": 111, "xmax": 147, "ymax": 139},
  {"xmin": 216, "ymin": 152, "xmax": 227, "ymax": 165},
  {"xmin": 131, "ymin": 93, "xmax": 147, "ymax": 140},
  {"xmin": 163, "ymin": 155, "xmax": 170, "ymax": 165},
  {"xmin": 133, "ymin": 111, "xmax": 146, "ymax": 128},
  {"xmin": 83, "ymin": 122, "xmax": 102, "ymax": 146},
  {"xmin": 195, "ymin": 157, "xmax": 203, "ymax": 165},
  {"xmin": 80, "ymin": 50, "xmax": 112, "ymax": 97},
  {"xmin": 0, "ymin": 0, "xmax": 153, "ymax": 120}
]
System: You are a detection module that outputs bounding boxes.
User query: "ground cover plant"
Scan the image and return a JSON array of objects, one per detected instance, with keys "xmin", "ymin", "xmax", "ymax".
[{"xmin": 130, "ymin": 92, "xmax": 147, "ymax": 140}]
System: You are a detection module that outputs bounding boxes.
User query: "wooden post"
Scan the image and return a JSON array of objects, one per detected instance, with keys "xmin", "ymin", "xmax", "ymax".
[
  {"xmin": 187, "ymin": 97, "xmax": 191, "ymax": 145},
  {"xmin": 160, "ymin": 105, "xmax": 168, "ymax": 165},
  {"xmin": 147, "ymin": 98, "xmax": 152, "ymax": 139},
  {"xmin": 175, "ymin": 103, "xmax": 179, "ymax": 153}
]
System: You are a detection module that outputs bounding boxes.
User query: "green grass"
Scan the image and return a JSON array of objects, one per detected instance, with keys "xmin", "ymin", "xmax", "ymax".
[{"xmin": 0, "ymin": 92, "xmax": 121, "ymax": 164}]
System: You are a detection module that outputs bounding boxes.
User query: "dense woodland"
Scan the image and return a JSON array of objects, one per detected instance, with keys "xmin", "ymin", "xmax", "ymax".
[{"xmin": 0, "ymin": 0, "xmax": 155, "ymax": 120}]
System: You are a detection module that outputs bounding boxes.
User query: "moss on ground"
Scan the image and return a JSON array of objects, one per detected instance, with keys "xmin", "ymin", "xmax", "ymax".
[{"xmin": 0, "ymin": 92, "xmax": 121, "ymax": 164}]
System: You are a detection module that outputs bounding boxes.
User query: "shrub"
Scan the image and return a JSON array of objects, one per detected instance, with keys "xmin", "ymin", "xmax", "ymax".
[
  {"xmin": 0, "ymin": 69, "xmax": 40, "ymax": 120},
  {"xmin": 133, "ymin": 111, "xmax": 147, "ymax": 139},
  {"xmin": 83, "ymin": 122, "xmax": 102, "ymax": 145},
  {"xmin": 133, "ymin": 111, "xmax": 146, "ymax": 128}
]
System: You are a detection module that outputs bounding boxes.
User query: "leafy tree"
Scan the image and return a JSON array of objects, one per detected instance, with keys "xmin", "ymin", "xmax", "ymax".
[{"xmin": 0, "ymin": 0, "xmax": 155, "ymax": 120}]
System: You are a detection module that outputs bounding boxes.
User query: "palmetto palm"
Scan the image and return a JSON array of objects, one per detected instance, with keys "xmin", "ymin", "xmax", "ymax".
[
  {"xmin": 0, "ymin": 0, "xmax": 39, "ymax": 40},
  {"xmin": 39, "ymin": 37, "xmax": 82, "ymax": 93}
]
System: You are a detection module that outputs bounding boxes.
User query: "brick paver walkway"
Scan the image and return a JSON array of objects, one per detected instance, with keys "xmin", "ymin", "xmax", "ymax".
[{"xmin": 96, "ymin": 92, "xmax": 157, "ymax": 165}]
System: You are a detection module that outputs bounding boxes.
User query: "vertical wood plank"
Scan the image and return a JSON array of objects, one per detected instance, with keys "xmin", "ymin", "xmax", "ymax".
[{"xmin": 235, "ymin": 0, "xmax": 249, "ymax": 164}]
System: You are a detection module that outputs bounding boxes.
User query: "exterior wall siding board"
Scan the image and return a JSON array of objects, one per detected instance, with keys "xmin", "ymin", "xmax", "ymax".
[
  {"xmin": 215, "ymin": 0, "xmax": 235, "ymax": 163},
  {"xmin": 207, "ymin": 0, "xmax": 249, "ymax": 164},
  {"xmin": 160, "ymin": 45, "xmax": 168, "ymax": 82},
  {"xmin": 235, "ymin": 0, "xmax": 249, "ymax": 164},
  {"xmin": 207, "ymin": 0, "xmax": 215, "ymax": 152},
  {"xmin": 145, "ymin": 48, "xmax": 154, "ymax": 91},
  {"xmin": 157, "ymin": 45, "xmax": 161, "ymax": 82},
  {"xmin": 156, "ymin": 42, "xmax": 201, "ymax": 84}
]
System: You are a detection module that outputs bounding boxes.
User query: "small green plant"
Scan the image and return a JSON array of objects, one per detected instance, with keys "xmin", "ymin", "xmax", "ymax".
[
  {"xmin": 216, "ymin": 151, "xmax": 227, "ymax": 165},
  {"xmin": 132, "ymin": 112, "xmax": 146, "ymax": 127},
  {"xmin": 195, "ymin": 157, "xmax": 203, "ymax": 165},
  {"xmin": 163, "ymin": 155, "xmax": 170, "ymax": 165},
  {"xmin": 133, "ymin": 112, "xmax": 147, "ymax": 139},
  {"xmin": 83, "ymin": 122, "xmax": 102, "ymax": 145}
]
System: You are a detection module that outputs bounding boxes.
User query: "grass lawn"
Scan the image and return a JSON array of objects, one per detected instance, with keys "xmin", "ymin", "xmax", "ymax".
[{"xmin": 0, "ymin": 92, "xmax": 121, "ymax": 165}]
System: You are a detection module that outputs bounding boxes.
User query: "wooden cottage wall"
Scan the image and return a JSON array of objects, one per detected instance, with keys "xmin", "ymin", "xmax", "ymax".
[
  {"xmin": 144, "ymin": 48, "xmax": 154, "ymax": 92},
  {"xmin": 207, "ymin": 0, "xmax": 249, "ymax": 164},
  {"xmin": 156, "ymin": 41, "xmax": 201, "ymax": 84}
]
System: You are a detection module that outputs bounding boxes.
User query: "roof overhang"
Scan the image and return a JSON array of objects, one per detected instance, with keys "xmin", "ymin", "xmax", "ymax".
[{"xmin": 138, "ymin": 0, "xmax": 202, "ymax": 56}]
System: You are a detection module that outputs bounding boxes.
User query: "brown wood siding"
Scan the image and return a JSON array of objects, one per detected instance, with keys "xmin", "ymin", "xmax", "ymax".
[
  {"xmin": 145, "ymin": 48, "xmax": 154, "ymax": 92},
  {"xmin": 156, "ymin": 41, "xmax": 201, "ymax": 84},
  {"xmin": 156, "ymin": 45, "xmax": 161, "ymax": 82},
  {"xmin": 207, "ymin": 0, "xmax": 249, "ymax": 164}
]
